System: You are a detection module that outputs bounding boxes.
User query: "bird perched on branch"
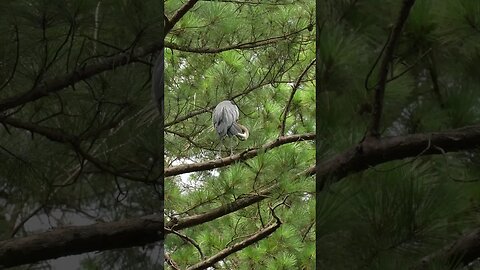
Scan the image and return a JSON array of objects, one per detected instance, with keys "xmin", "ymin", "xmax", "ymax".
[{"xmin": 212, "ymin": 100, "xmax": 249, "ymax": 156}]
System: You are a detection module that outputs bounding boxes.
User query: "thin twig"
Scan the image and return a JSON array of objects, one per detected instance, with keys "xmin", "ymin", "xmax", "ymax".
[
  {"xmin": 165, "ymin": 228, "xmax": 204, "ymax": 259},
  {"xmin": 280, "ymin": 59, "xmax": 315, "ymax": 136}
]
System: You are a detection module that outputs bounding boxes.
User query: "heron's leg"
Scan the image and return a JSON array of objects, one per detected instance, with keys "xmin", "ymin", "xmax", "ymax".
[
  {"xmin": 231, "ymin": 136, "xmax": 240, "ymax": 156},
  {"xmin": 218, "ymin": 139, "xmax": 223, "ymax": 158}
]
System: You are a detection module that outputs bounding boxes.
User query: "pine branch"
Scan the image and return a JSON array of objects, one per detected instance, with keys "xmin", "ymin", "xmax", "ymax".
[
  {"xmin": 0, "ymin": 0, "xmax": 200, "ymax": 113},
  {"xmin": 164, "ymin": 77, "xmax": 304, "ymax": 127},
  {"xmin": 165, "ymin": 0, "xmax": 200, "ymax": 34},
  {"xmin": 279, "ymin": 59, "xmax": 315, "ymax": 136},
  {"xmin": 166, "ymin": 168, "xmax": 312, "ymax": 232},
  {"xmin": 0, "ymin": 117, "xmax": 157, "ymax": 183},
  {"xmin": 0, "ymin": 215, "xmax": 162, "ymax": 268},
  {"xmin": 165, "ymin": 253, "xmax": 181, "ymax": 270},
  {"xmin": 165, "ymin": 186, "xmax": 273, "ymax": 231},
  {"xmin": 165, "ymin": 228, "xmax": 204, "ymax": 259},
  {"xmin": 199, "ymin": 0, "xmax": 294, "ymax": 5},
  {"xmin": 369, "ymin": 0, "xmax": 416, "ymax": 138},
  {"xmin": 164, "ymin": 133, "xmax": 315, "ymax": 177},
  {"xmin": 317, "ymin": 124, "xmax": 480, "ymax": 190},
  {"xmin": 164, "ymin": 25, "xmax": 313, "ymax": 54},
  {"xmin": 185, "ymin": 215, "xmax": 281, "ymax": 270},
  {"xmin": 0, "ymin": 43, "xmax": 159, "ymax": 112}
]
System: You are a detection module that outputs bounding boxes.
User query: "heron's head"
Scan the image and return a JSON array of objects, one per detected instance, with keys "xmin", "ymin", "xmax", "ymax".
[{"xmin": 236, "ymin": 124, "xmax": 249, "ymax": 141}]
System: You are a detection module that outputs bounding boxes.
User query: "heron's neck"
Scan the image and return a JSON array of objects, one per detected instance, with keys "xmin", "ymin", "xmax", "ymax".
[{"xmin": 236, "ymin": 123, "xmax": 249, "ymax": 140}]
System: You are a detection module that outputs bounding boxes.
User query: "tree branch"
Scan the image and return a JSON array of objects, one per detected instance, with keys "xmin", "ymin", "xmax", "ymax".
[
  {"xmin": 165, "ymin": 228, "xmax": 204, "ymax": 259},
  {"xmin": 165, "ymin": 253, "xmax": 181, "ymax": 270},
  {"xmin": 164, "ymin": 79, "xmax": 303, "ymax": 127},
  {"xmin": 0, "ymin": 43, "xmax": 160, "ymax": 112},
  {"xmin": 164, "ymin": 25, "xmax": 312, "ymax": 54},
  {"xmin": 165, "ymin": 0, "xmax": 200, "ymax": 34},
  {"xmin": 279, "ymin": 58, "xmax": 315, "ymax": 136},
  {"xmin": 164, "ymin": 133, "xmax": 315, "ymax": 177},
  {"xmin": 317, "ymin": 124, "xmax": 480, "ymax": 190},
  {"xmin": 0, "ymin": 0, "xmax": 195, "ymax": 114},
  {"xmin": 166, "ymin": 164, "xmax": 313, "ymax": 233},
  {"xmin": 369, "ymin": 0, "xmax": 416, "ymax": 137},
  {"xmin": 186, "ymin": 218, "xmax": 281, "ymax": 270},
  {"xmin": 199, "ymin": 0, "xmax": 294, "ymax": 5},
  {"xmin": 0, "ymin": 117, "xmax": 156, "ymax": 183},
  {"xmin": 0, "ymin": 117, "xmax": 77, "ymax": 143},
  {"xmin": 166, "ymin": 186, "xmax": 273, "ymax": 231},
  {"xmin": 0, "ymin": 215, "xmax": 162, "ymax": 268}
]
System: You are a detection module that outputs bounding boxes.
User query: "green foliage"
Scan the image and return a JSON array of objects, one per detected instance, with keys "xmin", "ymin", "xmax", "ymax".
[
  {"xmin": 0, "ymin": 0, "xmax": 162, "ymax": 268},
  {"xmin": 317, "ymin": 1, "xmax": 480, "ymax": 268},
  {"xmin": 164, "ymin": 0, "xmax": 314, "ymax": 268}
]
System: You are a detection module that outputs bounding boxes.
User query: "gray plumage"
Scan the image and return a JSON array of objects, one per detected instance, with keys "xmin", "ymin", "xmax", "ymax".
[{"xmin": 213, "ymin": 100, "xmax": 249, "ymax": 140}]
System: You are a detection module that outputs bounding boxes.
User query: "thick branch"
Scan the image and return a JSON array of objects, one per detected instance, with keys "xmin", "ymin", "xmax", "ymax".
[
  {"xmin": 369, "ymin": 0, "xmax": 416, "ymax": 137},
  {"xmin": 166, "ymin": 186, "xmax": 273, "ymax": 231},
  {"xmin": 317, "ymin": 124, "xmax": 480, "ymax": 190},
  {"xmin": 164, "ymin": 133, "xmax": 315, "ymax": 177},
  {"xmin": 0, "ymin": 215, "xmax": 162, "ymax": 268},
  {"xmin": 0, "ymin": 43, "xmax": 161, "ymax": 112}
]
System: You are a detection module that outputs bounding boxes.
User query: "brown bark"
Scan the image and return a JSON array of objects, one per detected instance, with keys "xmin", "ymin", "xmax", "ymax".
[
  {"xmin": 0, "ymin": 215, "xmax": 162, "ymax": 268},
  {"xmin": 317, "ymin": 124, "xmax": 480, "ymax": 190},
  {"xmin": 165, "ymin": 187, "xmax": 273, "ymax": 231},
  {"xmin": 369, "ymin": 0, "xmax": 416, "ymax": 137},
  {"xmin": 164, "ymin": 133, "xmax": 315, "ymax": 177}
]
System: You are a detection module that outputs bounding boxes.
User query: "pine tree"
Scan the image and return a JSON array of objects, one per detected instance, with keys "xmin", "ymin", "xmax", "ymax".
[
  {"xmin": 164, "ymin": 0, "xmax": 315, "ymax": 269},
  {"xmin": 0, "ymin": 0, "xmax": 163, "ymax": 268},
  {"xmin": 317, "ymin": 0, "xmax": 480, "ymax": 269}
]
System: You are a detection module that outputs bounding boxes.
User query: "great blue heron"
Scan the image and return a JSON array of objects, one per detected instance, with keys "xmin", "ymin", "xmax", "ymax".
[{"xmin": 213, "ymin": 100, "xmax": 249, "ymax": 156}]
